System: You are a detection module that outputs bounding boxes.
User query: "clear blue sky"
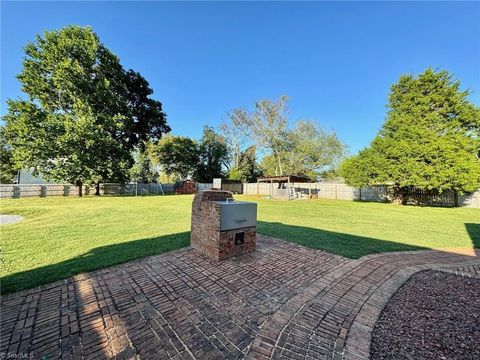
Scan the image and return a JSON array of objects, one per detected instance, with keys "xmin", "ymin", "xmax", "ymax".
[{"xmin": 2, "ymin": 1, "xmax": 479, "ymax": 154}]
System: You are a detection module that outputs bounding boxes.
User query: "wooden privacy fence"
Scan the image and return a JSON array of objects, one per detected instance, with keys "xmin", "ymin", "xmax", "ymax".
[{"xmin": 399, "ymin": 188, "xmax": 480, "ymax": 208}]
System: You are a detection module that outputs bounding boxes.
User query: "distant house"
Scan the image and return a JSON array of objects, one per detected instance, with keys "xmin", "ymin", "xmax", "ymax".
[{"xmin": 15, "ymin": 170, "xmax": 55, "ymax": 184}]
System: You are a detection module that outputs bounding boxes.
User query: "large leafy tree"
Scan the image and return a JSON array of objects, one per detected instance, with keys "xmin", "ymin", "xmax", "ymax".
[
  {"xmin": 341, "ymin": 68, "xmax": 480, "ymax": 203},
  {"xmin": 153, "ymin": 135, "xmax": 199, "ymax": 179},
  {"xmin": 123, "ymin": 70, "xmax": 170, "ymax": 148},
  {"xmin": 258, "ymin": 120, "xmax": 346, "ymax": 180},
  {"xmin": 153, "ymin": 127, "xmax": 229, "ymax": 182},
  {"xmin": 286, "ymin": 120, "xmax": 346, "ymax": 179},
  {"xmin": 219, "ymin": 108, "xmax": 250, "ymax": 173},
  {"xmin": 2, "ymin": 26, "xmax": 169, "ymax": 195},
  {"xmin": 228, "ymin": 146, "xmax": 263, "ymax": 182},
  {"xmin": 194, "ymin": 126, "xmax": 229, "ymax": 182},
  {"xmin": 249, "ymin": 96, "xmax": 290, "ymax": 176}
]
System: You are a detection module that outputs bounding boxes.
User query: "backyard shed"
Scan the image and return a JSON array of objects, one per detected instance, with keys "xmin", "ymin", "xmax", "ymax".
[{"xmin": 174, "ymin": 180, "xmax": 196, "ymax": 194}]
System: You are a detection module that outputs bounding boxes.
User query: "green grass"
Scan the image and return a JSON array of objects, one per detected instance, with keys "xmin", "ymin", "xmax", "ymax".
[
  {"xmin": 1, "ymin": 194, "xmax": 479, "ymax": 294},
  {"xmin": 247, "ymin": 196, "xmax": 479, "ymax": 258}
]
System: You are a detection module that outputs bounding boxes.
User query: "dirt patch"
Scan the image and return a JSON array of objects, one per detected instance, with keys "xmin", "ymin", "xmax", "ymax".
[
  {"xmin": 0, "ymin": 214, "xmax": 24, "ymax": 225},
  {"xmin": 371, "ymin": 270, "xmax": 480, "ymax": 360}
]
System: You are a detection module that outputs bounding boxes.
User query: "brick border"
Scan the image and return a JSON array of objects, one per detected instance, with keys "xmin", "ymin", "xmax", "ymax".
[
  {"xmin": 246, "ymin": 249, "xmax": 480, "ymax": 360},
  {"xmin": 343, "ymin": 257, "xmax": 480, "ymax": 360}
]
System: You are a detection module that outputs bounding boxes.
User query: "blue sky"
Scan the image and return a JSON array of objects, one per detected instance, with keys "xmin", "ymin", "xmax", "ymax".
[{"xmin": 2, "ymin": 1, "xmax": 479, "ymax": 154}]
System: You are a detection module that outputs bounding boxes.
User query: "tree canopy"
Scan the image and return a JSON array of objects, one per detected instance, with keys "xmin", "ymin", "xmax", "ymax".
[
  {"xmin": 194, "ymin": 126, "xmax": 229, "ymax": 183},
  {"xmin": 223, "ymin": 97, "xmax": 346, "ymax": 180},
  {"xmin": 249, "ymin": 96, "xmax": 290, "ymax": 176},
  {"xmin": 152, "ymin": 127, "xmax": 229, "ymax": 183},
  {"xmin": 340, "ymin": 68, "xmax": 480, "ymax": 197},
  {"xmin": 153, "ymin": 135, "xmax": 199, "ymax": 180},
  {"xmin": 2, "ymin": 25, "xmax": 169, "ymax": 194}
]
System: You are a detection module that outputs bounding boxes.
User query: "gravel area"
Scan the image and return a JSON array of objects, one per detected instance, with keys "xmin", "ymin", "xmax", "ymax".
[
  {"xmin": 0, "ymin": 214, "xmax": 24, "ymax": 225},
  {"xmin": 371, "ymin": 270, "xmax": 480, "ymax": 360}
]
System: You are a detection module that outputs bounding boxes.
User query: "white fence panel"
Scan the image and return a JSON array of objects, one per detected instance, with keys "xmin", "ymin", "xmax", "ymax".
[{"xmin": 196, "ymin": 183, "xmax": 213, "ymax": 191}]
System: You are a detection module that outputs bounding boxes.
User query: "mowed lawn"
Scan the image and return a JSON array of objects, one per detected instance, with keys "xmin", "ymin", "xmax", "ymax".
[{"xmin": 1, "ymin": 194, "xmax": 479, "ymax": 294}]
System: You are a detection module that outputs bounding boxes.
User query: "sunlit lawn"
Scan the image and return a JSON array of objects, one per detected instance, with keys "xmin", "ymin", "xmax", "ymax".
[{"xmin": 1, "ymin": 194, "xmax": 479, "ymax": 294}]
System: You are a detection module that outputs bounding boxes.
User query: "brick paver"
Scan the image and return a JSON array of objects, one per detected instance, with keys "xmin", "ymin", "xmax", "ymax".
[{"xmin": 1, "ymin": 236, "xmax": 479, "ymax": 360}]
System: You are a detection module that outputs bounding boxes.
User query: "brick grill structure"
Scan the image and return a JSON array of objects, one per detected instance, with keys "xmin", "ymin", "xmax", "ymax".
[{"xmin": 190, "ymin": 190, "xmax": 256, "ymax": 261}]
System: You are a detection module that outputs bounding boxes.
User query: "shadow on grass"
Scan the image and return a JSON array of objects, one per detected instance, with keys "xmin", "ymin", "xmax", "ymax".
[
  {"xmin": 465, "ymin": 223, "xmax": 480, "ymax": 249},
  {"xmin": 258, "ymin": 221, "xmax": 480, "ymax": 259},
  {"xmin": 1, "ymin": 232, "xmax": 190, "ymax": 295},
  {"xmin": 3, "ymin": 223, "xmax": 479, "ymax": 295},
  {"xmin": 258, "ymin": 221, "xmax": 431, "ymax": 259}
]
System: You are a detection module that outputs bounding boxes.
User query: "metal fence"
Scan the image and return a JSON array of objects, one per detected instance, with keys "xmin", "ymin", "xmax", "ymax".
[
  {"xmin": 0, "ymin": 182, "xmax": 216, "ymax": 199},
  {"xmin": 1, "ymin": 181, "xmax": 479, "ymax": 208},
  {"xmin": 242, "ymin": 182, "xmax": 480, "ymax": 208},
  {"xmin": 0, "ymin": 184, "xmax": 80, "ymax": 198}
]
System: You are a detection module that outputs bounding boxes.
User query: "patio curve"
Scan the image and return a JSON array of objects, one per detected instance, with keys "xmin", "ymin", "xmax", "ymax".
[{"xmin": 1, "ymin": 236, "xmax": 479, "ymax": 360}]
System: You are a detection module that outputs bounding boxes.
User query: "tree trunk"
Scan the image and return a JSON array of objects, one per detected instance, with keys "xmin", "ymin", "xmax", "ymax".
[
  {"xmin": 77, "ymin": 182, "xmax": 83, "ymax": 197},
  {"xmin": 273, "ymin": 149, "xmax": 283, "ymax": 176},
  {"xmin": 453, "ymin": 190, "xmax": 459, "ymax": 207},
  {"xmin": 95, "ymin": 182, "xmax": 100, "ymax": 196}
]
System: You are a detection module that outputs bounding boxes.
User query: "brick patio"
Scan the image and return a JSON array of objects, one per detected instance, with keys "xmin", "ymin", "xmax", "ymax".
[{"xmin": 1, "ymin": 236, "xmax": 479, "ymax": 360}]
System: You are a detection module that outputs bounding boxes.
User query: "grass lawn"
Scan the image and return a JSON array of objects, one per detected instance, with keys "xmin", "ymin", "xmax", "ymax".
[{"xmin": 1, "ymin": 194, "xmax": 479, "ymax": 294}]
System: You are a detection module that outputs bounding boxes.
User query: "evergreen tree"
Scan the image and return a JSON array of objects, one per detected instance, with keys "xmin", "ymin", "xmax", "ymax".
[{"xmin": 341, "ymin": 68, "xmax": 480, "ymax": 203}]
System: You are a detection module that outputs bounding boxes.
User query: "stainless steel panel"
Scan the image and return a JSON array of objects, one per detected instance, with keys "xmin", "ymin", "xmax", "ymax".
[{"xmin": 213, "ymin": 201, "xmax": 257, "ymax": 230}]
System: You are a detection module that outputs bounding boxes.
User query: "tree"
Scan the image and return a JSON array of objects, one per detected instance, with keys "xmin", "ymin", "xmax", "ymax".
[
  {"xmin": 249, "ymin": 96, "xmax": 290, "ymax": 176},
  {"xmin": 2, "ymin": 26, "xmax": 170, "ymax": 195},
  {"xmin": 286, "ymin": 120, "xmax": 346, "ymax": 179},
  {"xmin": 228, "ymin": 146, "xmax": 262, "ymax": 182},
  {"xmin": 194, "ymin": 126, "xmax": 229, "ymax": 182},
  {"xmin": 0, "ymin": 130, "xmax": 18, "ymax": 184},
  {"xmin": 340, "ymin": 68, "xmax": 480, "ymax": 204},
  {"xmin": 123, "ymin": 70, "xmax": 170, "ymax": 149},
  {"xmin": 219, "ymin": 108, "xmax": 250, "ymax": 173},
  {"xmin": 129, "ymin": 147, "xmax": 159, "ymax": 184},
  {"xmin": 339, "ymin": 147, "xmax": 382, "ymax": 187},
  {"xmin": 153, "ymin": 135, "xmax": 199, "ymax": 179}
]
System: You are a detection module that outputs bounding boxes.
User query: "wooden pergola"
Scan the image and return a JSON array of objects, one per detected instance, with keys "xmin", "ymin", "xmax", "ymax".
[
  {"xmin": 256, "ymin": 175, "xmax": 313, "ymax": 199},
  {"xmin": 257, "ymin": 175, "xmax": 312, "ymax": 184}
]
